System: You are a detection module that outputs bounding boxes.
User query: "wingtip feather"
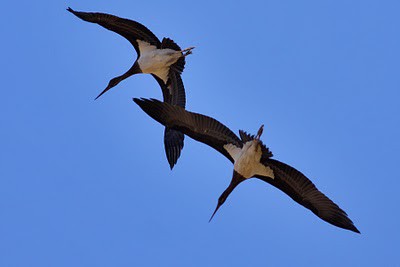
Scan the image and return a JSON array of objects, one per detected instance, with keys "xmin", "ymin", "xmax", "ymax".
[
  {"xmin": 347, "ymin": 223, "xmax": 361, "ymax": 234},
  {"xmin": 66, "ymin": 7, "xmax": 77, "ymax": 14},
  {"xmin": 164, "ymin": 128, "xmax": 184, "ymax": 170}
]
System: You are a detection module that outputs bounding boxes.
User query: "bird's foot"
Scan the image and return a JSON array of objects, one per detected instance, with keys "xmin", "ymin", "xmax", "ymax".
[
  {"xmin": 181, "ymin": 46, "xmax": 195, "ymax": 56},
  {"xmin": 255, "ymin": 125, "xmax": 264, "ymax": 140}
]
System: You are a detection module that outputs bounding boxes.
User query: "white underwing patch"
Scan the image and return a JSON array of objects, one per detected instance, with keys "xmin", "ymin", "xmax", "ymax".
[
  {"xmin": 137, "ymin": 39, "xmax": 158, "ymax": 53},
  {"xmin": 223, "ymin": 143, "xmax": 242, "ymax": 161}
]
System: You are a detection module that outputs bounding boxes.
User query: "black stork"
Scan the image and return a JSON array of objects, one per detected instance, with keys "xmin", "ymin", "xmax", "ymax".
[
  {"xmin": 67, "ymin": 7, "xmax": 194, "ymax": 169},
  {"xmin": 133, "ymin": 98, "xmax": 360, "ymax": 233}
]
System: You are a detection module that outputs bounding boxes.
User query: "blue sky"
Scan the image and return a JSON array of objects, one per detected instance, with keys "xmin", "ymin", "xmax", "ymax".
[{"xmin": 1, "ymin": 1, "xmax": 399, "ymax": 266}]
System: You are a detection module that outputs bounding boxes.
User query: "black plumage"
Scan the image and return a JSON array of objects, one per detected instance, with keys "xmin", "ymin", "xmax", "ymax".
[
  {"xmin": 133, "ymin": 98, "xmax": 360, "ymax": 233},
  {"xmin": 68, "ymin": 7, "xmax": 193, "ymax": 169}
]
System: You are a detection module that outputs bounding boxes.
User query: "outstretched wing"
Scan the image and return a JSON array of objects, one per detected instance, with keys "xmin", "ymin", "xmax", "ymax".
[
  {"xmin": 133, "ymin": 98, "xmax": 242, "ymax": 162},
  {"xmin": 151, "ymin": 73, "xmax": 186, "ymax": 169},
  {"xmin": 256, "ymin": 159, "xmax": 360, "ymax": 233},
  {"xmin": 67, "ymin": 7, "xmax": 161, "ymax": 56},
  {"xmin": 151, "ymin": 72, "xmax": 185, "ymax": 108}
]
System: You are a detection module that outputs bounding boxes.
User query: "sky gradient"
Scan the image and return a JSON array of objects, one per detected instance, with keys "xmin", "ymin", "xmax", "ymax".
[{"xmin": 1, "ymin": 1, "xmax": 399, "ymax": 266}]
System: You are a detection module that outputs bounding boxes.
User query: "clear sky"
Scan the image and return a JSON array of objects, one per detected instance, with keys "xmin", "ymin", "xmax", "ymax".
[{"xmin": 1, "ymin": 1, "xmax": 399, "ymax": 266}]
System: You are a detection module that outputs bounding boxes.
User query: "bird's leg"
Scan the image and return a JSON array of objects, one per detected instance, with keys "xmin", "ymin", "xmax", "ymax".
[
  {"xmin": 180, "ymin": 46, "xmax": 195, "ymax": 57},
  {"xmin": 255, "ymin": 125, "xmax": 264, "ymax": 140}
]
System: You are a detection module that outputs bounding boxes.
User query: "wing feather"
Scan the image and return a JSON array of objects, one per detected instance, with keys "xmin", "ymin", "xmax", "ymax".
[
  {"xmin": 133, "ymin": 98, "xmax": 242, "ymax": 162},
  {"xmin": 256, "ymin": 159, "xmax": 360, "ymax": 233},
  {"xmin": 151, "ymin": 74, "xmax": 186, "ymax": 169},
  {"xmin": 67, "ymin": 7, "xmax": 161, "ymax": 55}
]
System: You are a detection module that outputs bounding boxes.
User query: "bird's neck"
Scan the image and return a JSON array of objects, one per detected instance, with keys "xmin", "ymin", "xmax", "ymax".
[{"xmin": 127, "ymin": 61, "xmax": 142, "ymax": 76}]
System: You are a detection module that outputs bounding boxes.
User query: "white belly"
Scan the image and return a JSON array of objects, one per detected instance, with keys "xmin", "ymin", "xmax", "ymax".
[
  {"xmin": 224, "ymin": 141, "xmax": 274, "ymax": 179},
  {"xmin": 234, "ymin": 151, "xmax": 260, "ymax": 178},
  {"xmin": 136, "ymin": 40, "xmax": 181, "ymax": 82},
  {"xmin": 138, "ymin": 49, "xmax": 180, "ymax": 72}
]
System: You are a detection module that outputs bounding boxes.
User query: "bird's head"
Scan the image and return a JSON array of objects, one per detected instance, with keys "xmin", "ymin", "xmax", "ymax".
[
  {"xmin": 94, "ymin": 77, "xmax": 122, "ymax": 100},
  {"xmin": 209, "ymin": 171, "xmax": 246, "ymax": 222},
  {"xmin": 94, "ymin": 62, "xmax": 141, "ymax": 100}
]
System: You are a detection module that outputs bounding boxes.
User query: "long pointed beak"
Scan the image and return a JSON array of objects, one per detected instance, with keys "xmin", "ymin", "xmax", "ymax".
[
  {"xmin": 95, "ymin": 62, "xmax": 139, "ymax": 100},
  {"xmin": 94, "ymin": 76, "xmax": 122, "ymax": 100},
  {"xmin": 209, "ymin": 203, "xmax": 222, "ymax": 222},
  {"xmin": 94, "ymin": 85, "xmax": 112, "ymax": 100},
  {"xmin": 208, "ymin": 171, "xmax": 245, "ymax": 222}
]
